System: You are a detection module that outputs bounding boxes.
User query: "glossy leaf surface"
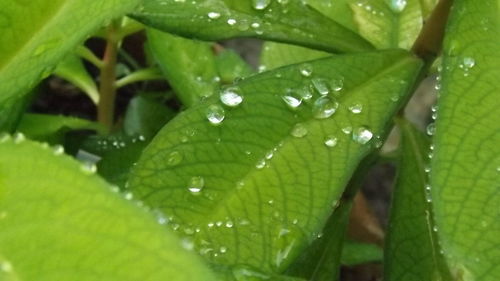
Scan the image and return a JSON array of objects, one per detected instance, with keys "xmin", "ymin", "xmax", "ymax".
[
  {"xmin": 133, "ymin": 0, "xmax": 373, "ymax": 53},
  {"xmin": 147, "ymin": 29, "xmax": 220, "ymax": 107},
  {"xmin": 0, "ymin": 0, "xmax": 140, "ymax": 131},
  {"xmin": 129, "ymin": 50, "xmax": 422, "ymax": 273},
  {"xmin": 0, "ymin": 136, "xmax": 216, "ymax": 281},
  {"xmin": 385, "ymin": 120, "xmax": 450, "ymax": 281},
  {"xmin": 430, "ymin": 0, "xmax": 500, "ymax": 279}
]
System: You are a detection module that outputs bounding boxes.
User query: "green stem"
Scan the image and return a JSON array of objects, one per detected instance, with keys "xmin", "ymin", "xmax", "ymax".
[
  {"xmin": 97, "ymin": 22, "xmax": 120, "ymax": 133},
  {"xmin": 115, "ymin": 68, "xmax": 163, "ymax": 89},
  {"xmin": 76, "ymin": 46, "xmax": 104, "ymax": 69}
]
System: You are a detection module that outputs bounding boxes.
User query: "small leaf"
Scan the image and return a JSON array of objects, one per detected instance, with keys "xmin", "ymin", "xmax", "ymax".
[
  {"xmin": 349, "ymin": 0, "xmax": 423, "ymax": 49},
  {"xmin": 215, "ymin": 49, "xmax": 255, "ymax": 84},
  {"xmin": 17, "ymin": 113, "xmax": 103, "ymax": 144},
  {"xmin": 54, "ymin": 54, "xmax": 99, "ymax": 104},
  {"xmin": 0, "ymin": 136, "xmax": 216, "ymax": 281},
  {"xmin": 0, "ymin": 0, "xmax": 141, "ymax": 130},
  {"xmin": 147, "ymin": 29, "xmax": 220, "ymax": 106},
  {"xmin": 123, "ymin": 94, "xmax": 175, "ymax": 138},
  {"xmin": 133, "ymin": 0, "xmax": 373, "ymax": 53},
  {"xmin": 384, "ymin": 119, "xmax": 451, "ymax": 281},
  {"xmin": 430, "ymin": 0, "xmax": 500, "ymax": 278},
  {"xmin": 129, "ymin": 50, "xmax": 422, "ymax": 273}
]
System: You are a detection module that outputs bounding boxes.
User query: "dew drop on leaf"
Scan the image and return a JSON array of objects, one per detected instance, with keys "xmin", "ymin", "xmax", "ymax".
[
  {"xmin": 291, "ymin": 123, "xmax": 308, "ymax": 138},
  {"xmin": 348, "ymin": 103, "xmax": 363, "ymax": 114},
  {"xmin": 52, "ymin": 145, "xmax": 64, "ymax": 155},
  {"xmin": 256, "ymin": 158, "xmax": 266, "ymax": 169},
  {"xmin": 227, "ymin": 18, "xmax": 237, "ymax": 25},
  {"xmin": 389, "ymin": 0, "xmax": 407, "ymax": 13},
  {"xmin": 207, "ymin": 12, "xmax": 221, "ymax": 19},
  {"xmin": 206, "ymin": 104, "xmax": 225, "ymax": 125},
  {"xmin": 80, "ymin": 162, "xmax": 97, "ymax": 174},
  {"xmin": 311, "ymin": 78, "xmax": 330, "ymax": 95},
  {"xmin": 313, "ymin": 96, "xmax": 338, "ymax": 119},
  {"xmin": 252, "ymin": 0, "xmax": 271, "ymax": 10},
  {"xmin": 426, "ymin": 123, "xmax": 436, "ymax": 136},
  {"xmin": 167, "ymin": 151, "xmax": 183, "ymax": 166},
  {"xmin": 220, "ymin": 87, "xmax": 243, "ymax": 107},
  {"xmin": 282, "ymin": 91, "xmax": 302, "ymax": 109},
  {"xmin": 13, "ymin": 132, "xmax": 25, "ymax": 144},
  {"xmin": 299, "ymin": 64, "xmax": 313, "ymax": 77},
  {"xmin": 352, "ymin": 126, "xmax": 373, "ymax": 144},
  {"xmin": 188, "ymin": 176, "xmax": 205, "ymax": 194},
  {"xmin": 324, "ymin": 135, "xmax": 338, "ymax": 147}
]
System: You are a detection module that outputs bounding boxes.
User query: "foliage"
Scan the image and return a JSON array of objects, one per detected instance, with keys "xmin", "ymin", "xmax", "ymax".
[{"xmin": 0, "ymin": 0, "xmax": 499, "ymax": 280}]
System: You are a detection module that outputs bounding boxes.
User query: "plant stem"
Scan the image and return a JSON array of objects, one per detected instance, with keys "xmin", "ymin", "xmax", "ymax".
[
  {"xmin": 97, "ymin": 22, "xmax": 120, "ymax": 133},
  {"xmin": 115, "ymin": 68, "xmax": 163, "ymax": 89},
  {"xmin": 411, "ymin": 0, "xmax": 454, "ymax": 65}
]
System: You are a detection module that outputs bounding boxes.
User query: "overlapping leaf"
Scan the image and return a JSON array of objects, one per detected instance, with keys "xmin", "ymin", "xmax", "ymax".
[
  {"xmin": 0, "ymin": 0, "xmax": 140, "ymax": 131},
  {"xmin": 128, "ymin": 50, "xmax": 422, "ymax": 274},
  {"xmin": 0, "ymin": 136, "xmax": 216, "ymax": 281},
  {"xmin": 429, "ymin": 0, "xmax": 500, "ymax": 279},
  {"xmin": 384, "ymin": 120, "xmax": 451, "ymax": 281},
  {"xmin": 133, "ymin": 0, "xmax": 373, "ymax": 53}
]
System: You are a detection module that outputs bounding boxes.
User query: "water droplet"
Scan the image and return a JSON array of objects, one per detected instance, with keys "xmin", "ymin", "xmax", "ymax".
[
  {"xmin": 299, "ymin": 64, "xmax": 313, "ymax": 77},
  {"xmin": 188, "ymin": 176, "xmax": 205, "ymax": 193},
  {"xmin": 462, "ymin": 57, "xmax": 475, "ymax": 69},
  {"xmin": 311, "ymin": 78, "xmax": 330, "ymax": 96},
  {"xmin": 206, "ymin": 104, "xmax": 225, "ymax": 125},
  {"xmin": 124, "ymin": 192, "xmax": 134, "ymax": 200},
  {"xmin": 348, "ymin": 103, "xmax": 363, "ymax": 114},
  {"xmin": 312, "ymin": 96, "xmax": 338, "ymax": 119},
  {"xmin": 331, "ymin": 78, "xmax": 344, "ymax": 92},
  {"xmin": 291, "ymin": 123, "xmax": 308, "ymax": 138},
  {"xmin": 227, "ymin": 18, "xmax": 237, "ymax": 25},
  {"xmin": 207, "ymin": 12, "xmax": 221, "ymax": 19},
  {"xmin": 352, "ymin": 126, "xmax": 373, "ymax": 144},
  {"xmin": 324, "ymin": 136, "xmax": 338, "ymax": 147},
  {"xmin": 13, "ymin": 132, "xmax": 25, "ymax": 143},
  {"xmin": 52, "ymin": 145, "xmax": 64, "ymax": 155},
  {"xmin": 220, "ymin": 87, "xmax": 243, "ymax": 107},
  {"xmin": 265, "ymin": 150, "xmax": 274, "ymax": 159},
  {"xmin": 256, "ymin": 159, "xmax": 266, "ymax": 169},
  {"xmin": 167, "ymin": 151, "xmax": 183, "ymax": 166},
  {"xmin": 81, "ymin": 162, "xmax": 97, "ymax": 174},
  {"xmin": 220, "ymin": 246, "xmax": 227, "ymax": 253},
  {"xmin": 342, "ymin": 126, "xmax": 352, "ymax": 134},
  {"xmin": 282, "ymin": 91, "xmax": 302, "ymax": 109},
  {"xmin": 389, "ymin": 0, "xmax": 407, "ymax": 13},
  {"xmin": 226, "ymin": 221, "xmax": 234, "ymax": 228},
  {"xmin": 426, "ymin": 123, "xmax": 436, "ymax": 136},
  {"xmin": 297, "ymin": 86, "xmax": 313, "ymax": 100},
  {"xmin": 252, "ymin": 0, "xmax": 271, "ymax": 10}
]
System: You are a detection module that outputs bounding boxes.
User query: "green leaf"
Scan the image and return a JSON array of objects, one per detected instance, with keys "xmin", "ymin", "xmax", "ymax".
[
  {"xmin": 0, "ymin": 136, "xmax": 216, "ymax": 281},
  {"xmin": 341, "ymin": 240, "xmax": 382, "ymax": 266},
  {"xmin": 123, "ymin": 94, "xmax": 176, "ymax": 138},
  {"xmin": 286, "ymin": 199, "xmax": 352, "ymax": 281},
  {"xmin": 133, "ymin": 0, "xmax": 373, "ymax": 53},
  {"xmin": 305, "ymin": 0, "xmax": 358, "ymax": 31},
  {"xmin": 215, "ymin": 49, "xmax": 255, "ymax": 84},
  {"xmin": 384, "ymin": 119, "xmax": 451, "ymax": 281},
  {"xmin": 260, "ymin": 42, "xmax": 331, "ymax": 71},
  {"xmin": 54, "ymin": 54, "xmax": 99, "ymax": 104},
  {"xmin": 147, "ymin": 29, "xmax": 219, "ymax": 107},
  {"xmin": 349, "ymin": 0, "xmax": 423, "ymax": 49},
  {"xmin": 17, "ymin": 113, "xmax": 103, "ymax": 144},
  {"xmin": 430, "ymin": 0, "xmax": 500, "ymax": 279},
  {"xmin": 0, "ymin": 0, "xmax": 140, "ymax": 130},
  {"xmin": 128, "ymin": 50, "xmax": 422, "ymax": 273}
]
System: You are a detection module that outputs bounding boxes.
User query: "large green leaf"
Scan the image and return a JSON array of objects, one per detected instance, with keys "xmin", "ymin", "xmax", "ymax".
[
  {"xmin": 349, "ymin": 0, "xmax": 423, "ymax": 49},
  {"xmin": 0, "ymin": 0, "xmax": 140, "ymax": 131},
  {"xmin": 0, "ymin": 136, "xmax": 216, "ymax": 281},
  {"xmin": 384, "ymin": 119, "xmax": 451, "ymax": 281},
  {"xmin": 429, "ymin": 0, "xmax": 500, "ymax": 279},
  {"xmin": 260, "ymin": 42, "xmax": 331, "ymax": 71},
  {"xmin": 129, "ymin": 50, "xmax": 422, "ymax": 273},
  {"xmin": 133, "ymin": 0, "xmax": 373, "ymax": 53},
  {"xmin": 147, "ymin": 29, "xmax": 220, "ymax": 107}
]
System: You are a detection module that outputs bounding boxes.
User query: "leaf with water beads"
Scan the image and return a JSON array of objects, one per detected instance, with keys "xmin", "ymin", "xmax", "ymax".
[
  {"xmin": 128, "ymin": 50, "xmax": 422, "ymax": 274},
  {"xmin": 132, "ymin": 0, "xmax": 373, "ymax": 54},
  {"xmin": 0, "ymin": 137, "xmax": 216, "ymax": 280}
]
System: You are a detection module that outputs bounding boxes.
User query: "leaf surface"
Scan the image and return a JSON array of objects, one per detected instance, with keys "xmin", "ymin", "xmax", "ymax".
[
  {"xmin": 129, "ymin": 50, "xmax": 422, "ymax": 273},
  {"xmin": 0, "ymin": 0, "xmax": 140, "ymax": 130},
  {"xmin": 0, "ymin": 136, "xmax": 216, "ymax": 281},
  {"xmin": 384, "ymin": 119, "xmax": 451, "ymax": 281},
  {"xmin": 54, "ymin": 54, "xmax": 99, "ymax": 104},
  {"xmin": 133, "ymin": 0, "xmax": 373, "ymax": 53},
  {"xmin": 430, "ymin": 0, "xmax": 500, "ymax": 279}
]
